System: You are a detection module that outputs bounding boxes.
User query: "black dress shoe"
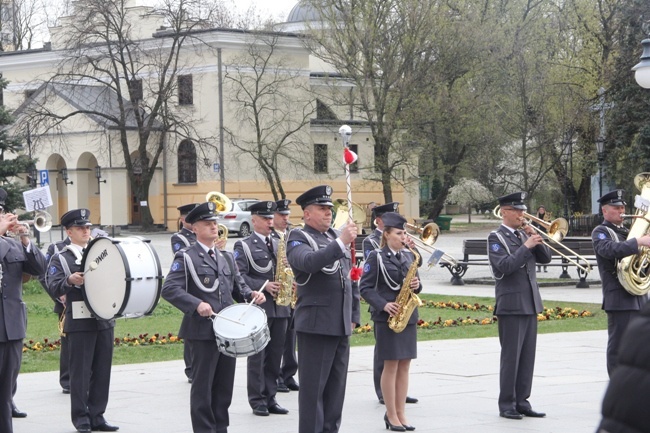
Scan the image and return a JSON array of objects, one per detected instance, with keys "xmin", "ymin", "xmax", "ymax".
[
  {"xmin": 268, "ymin": 403, "xmax": 289, "ymax": 415},
  {"xmin": 285, "ymin": 378, "xmax": 300, "ymax": 391},
  {"xmin": 500, "ymin": 410, "xmax": 523, "ymax": 420},
  {"xmin": 405, "ymin": 396, "xmax": 418, "ymax": 404},
  {"xmin": 277, "ymin": 382, "xmax": 290, "ymax": 393},
  {"xmin": 76, "ymin": 425, "xmax": 92, "ymax": 433},
  {"xmin": 402, "ymin": 425, "xmax": 416, "ymax": 431},
  {"xmin": 12, "ymin": 408, "xmax": 27, "ymax": 418},
  {"xmin": 518, "ymin": 408, "xmax": 546, "ymax": 418},
  {"xmin": 384, "ymin": 413, "xmax": 406, "ymax": 431},
  {"xmin": 62, "ymin": 387, "xmax": 71, "ymax": 394},
  {"xmin": 92, "ymin": 422, "xmax": 120, "ymax": 431},
  {"xmin": 253, "ymin": 405, "xmax": 269, "ymax": 416}
]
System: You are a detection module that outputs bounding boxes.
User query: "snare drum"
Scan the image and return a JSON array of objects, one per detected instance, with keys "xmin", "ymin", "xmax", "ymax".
[
  {"xmin": 81, "ymin": 236, "xmax": 163, "ymax": 320},
  {"xmin": 212, "ymin": 304, "xmax": 270, "ymax": 357}
]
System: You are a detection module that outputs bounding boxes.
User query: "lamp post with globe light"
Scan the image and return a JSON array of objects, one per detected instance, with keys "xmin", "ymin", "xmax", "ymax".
[{"xmin": 632, "ymin": 37, "xmax": 650, "ymax": 89}]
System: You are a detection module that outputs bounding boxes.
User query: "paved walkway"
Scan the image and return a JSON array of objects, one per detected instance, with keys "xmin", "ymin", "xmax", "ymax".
[{"xmin": 14, "ymin": 221, "xmax": 609, "ymax": 433}]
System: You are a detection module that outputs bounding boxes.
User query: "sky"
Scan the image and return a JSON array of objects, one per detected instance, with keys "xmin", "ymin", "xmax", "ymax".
[{"xmin": 234, "ymin": 0, "xmax": 299, "ymax": 22}]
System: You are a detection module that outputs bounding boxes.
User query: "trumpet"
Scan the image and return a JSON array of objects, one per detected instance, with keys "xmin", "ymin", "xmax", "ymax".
[
  {"xmin": 403, "ymin": 222, "xmax": 459, "ymax": 267},
  {"xmin": 5, "ymin": 210, "xmax": 53, "ymax": 236},
  {"xmin": 492, "ymin": 205, "xmax": 592, "ymax": 274}
]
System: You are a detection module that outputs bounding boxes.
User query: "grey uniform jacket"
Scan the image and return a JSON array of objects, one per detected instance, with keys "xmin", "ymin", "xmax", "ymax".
[
  {"xmin": 592, "ymin": 221, "xmax": 646, "ymax": 311},
  {"xmin": 162, "ymin": 242, "xmax": 255, "ymax": 340},
  {"xmin": 487, "ymin": 225, "xmax": 552, "ymax": 315},
  {"xmin": 359, "ymin": 246, "xmax": 422, "ymax": 324},
  {"xmin": 0, "ymin": 237, "xmax": 46, "ymax": 341},
  {"xmin": 234, "ymin": 235, "xmax": 290, "ymax": 319},
  {"xmin": 47, "ymin": 248, "xmax": 116, "ymax": 332},
  {"xmin": 362, "ymin": 229, "xmax": 381, "ymax": 260},
  {"xmin": 171, "ymin": 227, "xmax": 196, "ymax": 253},
  {"xmin": 286, "ymin": 225, "xmax": 360, "ymax": 336}
]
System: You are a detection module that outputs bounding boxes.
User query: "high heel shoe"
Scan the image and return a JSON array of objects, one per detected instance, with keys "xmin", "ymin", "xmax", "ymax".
[
  {"xmin": 384, "ymin": 413, "xmax": 406, "ymax": 431},
  {"xmin": 402, "ymin": 425, "xmax": 416, "ymax": 431}
]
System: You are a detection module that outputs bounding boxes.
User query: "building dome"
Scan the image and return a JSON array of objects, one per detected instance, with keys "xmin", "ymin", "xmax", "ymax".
[{"xmin": 286, "ymin": 1, "xmax": 321, "ymax": 23}]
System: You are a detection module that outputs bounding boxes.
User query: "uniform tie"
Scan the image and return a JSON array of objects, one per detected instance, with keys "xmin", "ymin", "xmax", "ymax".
[
  {"xmin": 265, "ymin": 236, "xmax": 273, "ymax": 253},
  {"xmin": 208, "ymin": 249, "xmax": 217, "ymax": 263},
  {"xmin": 514, "ymin": 230, "xmax": 521, "ymax": 240},
  {"xmin": 396, "ymin": 251, "xmax": 402, "ymax": 261}
]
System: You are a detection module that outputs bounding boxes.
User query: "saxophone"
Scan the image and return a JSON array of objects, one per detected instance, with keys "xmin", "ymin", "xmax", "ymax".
[
  {"xmin": 388, "ymin": 244, "xmax": 423, "ymax": 333},
  {"xmin": 274, "ymin": 231, "xmax": 295, "ymax": 306},
  {"xmin": 618, "ymin": 173, "xmax": 650, "ymax": 295}
]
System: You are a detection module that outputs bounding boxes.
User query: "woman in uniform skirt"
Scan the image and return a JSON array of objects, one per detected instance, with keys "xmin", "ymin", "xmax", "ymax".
[{"xmin": 359, "ymin": 212, "xmax": 422, "ymax": 431}]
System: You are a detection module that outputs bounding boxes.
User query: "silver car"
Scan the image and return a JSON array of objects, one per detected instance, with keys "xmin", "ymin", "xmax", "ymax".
[{"xmin": 216, "ymin": 198, "xmax": 257, "ymax": 237}]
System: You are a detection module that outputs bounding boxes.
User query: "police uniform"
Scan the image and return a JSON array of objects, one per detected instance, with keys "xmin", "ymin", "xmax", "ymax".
[
  {"xmin": 45, "ymin": 209, "xmax": 118, "ymax": 432},
  {"xmin": 38, "ymin": 237, "xmax": 72, "ymax": 393},
  {"xmin": 361, "ymin": 202, "xmax": 399, "ymax": 402},
  {"xmin": 234, "ymin": 201, "xmax": 290, "ymax": 415},
  {"xmin": 0, "ymin": 188, "xmax": 47, "ymax": 433},
  {"xmin": 591, "ymin": 190, "xmax": 646, "ymax": 376},
  {"xmin": 360, "ymin": 212, "xmax": 422, "ymax": 361},
  {"xmin": 286, "ymin": 185, "xmax": 360, "ymax": 433},
  {"xmin": 271, "ymin": 199, "xmax": 300, "ymax": 393},
  {"xmin": 162, "ymin": 202, "xmax": 258, "ymax": 433},
  {"xmin": 171, "ymin": 203, "xmax": 199, "ymax": 382},
  {"xmin": 487, "ymin": 192, "xmax": 551, "ymax": 419}
]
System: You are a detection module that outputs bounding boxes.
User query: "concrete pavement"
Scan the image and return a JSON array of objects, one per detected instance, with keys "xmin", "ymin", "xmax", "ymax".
[{"xmin": 13, "ymin": 221, "xmax": 609, "ymax": 433}]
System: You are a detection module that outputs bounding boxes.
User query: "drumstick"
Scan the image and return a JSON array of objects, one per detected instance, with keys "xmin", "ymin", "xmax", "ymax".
[
  {"xmin": 238, "ymin": 279, "xmax": 268, "ymax": 321},
  {"xmin": 87, "ymin": 262, "xmax": 98, "ymax": 272},
  {"xmin": 210, "ymin": 313, "xmax": 246, "ymax": 326}
]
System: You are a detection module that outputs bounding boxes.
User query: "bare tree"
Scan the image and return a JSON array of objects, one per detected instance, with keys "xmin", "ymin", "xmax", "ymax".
[
  {"xmin": 224, "ymin": 32, "xmax": 315, "ymax": 200},
  {"xmin": 21, "ymin": 0, "xmax": 227, "ymax": 228}
]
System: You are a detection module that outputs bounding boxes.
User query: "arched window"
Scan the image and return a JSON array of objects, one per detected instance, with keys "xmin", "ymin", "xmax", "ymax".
[{"xmin": 178, "ymin": 140, "xmax": 197, "ymax": 183}]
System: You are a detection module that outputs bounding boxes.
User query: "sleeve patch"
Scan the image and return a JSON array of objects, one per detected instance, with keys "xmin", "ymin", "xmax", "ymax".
[
  {"xmin": 363, "ymin": 263, "xmax": 371, "ymax": 273},
  {"xmin": 290, "ymin": 241, "xmax": 302, "ymax": 247},
  {"xmin": 45, "ymin": 253, "xmax": 51, "ymax": 261},
  {"xmin": 598, "ymin": 233, "xmax": 606, "ymax": 240},
  {"xmin": 173, "ymin": 242, "xmax": 181, "ymax": 251},
  {"xmin": 49, "ymin": 266, "xmax": 58, "ymax": 275},
  {"xmin": 233, "ymin": 250, "xmax": 240, "ymax": 259},
  {"xmin": 490, "ymin": 244, "xmax": 501, "ymax": 252},
  {"xmin": 171, "ymin": 261, "xmax": 181, "ymax": 272}
]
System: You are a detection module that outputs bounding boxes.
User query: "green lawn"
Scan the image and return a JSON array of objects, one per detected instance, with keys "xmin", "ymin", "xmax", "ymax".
[{"xmin": 20, "ymin": 281, "xmax": 606, "ymax": 373}]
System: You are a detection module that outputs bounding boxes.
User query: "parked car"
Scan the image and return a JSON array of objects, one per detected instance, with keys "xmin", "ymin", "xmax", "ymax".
[{"xmin": 216, "ymin": 198, "xmax": 258, "ymax": 237}]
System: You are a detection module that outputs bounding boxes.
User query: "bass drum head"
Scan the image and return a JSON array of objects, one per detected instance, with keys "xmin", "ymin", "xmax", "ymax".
[{"xmin": 81, "ymin": 237, "xmax": 127, "ymax": 320}]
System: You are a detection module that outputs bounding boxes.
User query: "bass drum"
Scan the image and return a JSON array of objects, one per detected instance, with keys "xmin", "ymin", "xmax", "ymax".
[
  {"xmin": 212, "ymin": 304, "xmax": 270, "ymax": 358},
  {"xmin": 81, "ymin": 236, "xmax": 163, "ymax": 320}
]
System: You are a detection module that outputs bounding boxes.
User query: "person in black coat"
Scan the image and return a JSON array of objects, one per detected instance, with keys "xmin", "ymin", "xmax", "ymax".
[
  {"xmin": 596, "ymin": 301, "xmax": 650, "ymax": 433},
  {"xmin": 591, "ymin": 189, "xmax": 650, "ymax": 377},
  {"xmin": 0, "ymin": 195, "xmax": 47, "ymax": 433},
  {"xmin": 488, "ymin": 192, "xmax": 552, "ymax": 421},
  {"xmin": 162, "ymin": 202, "xmax": 265, "ymax": 433},
  {"xmin": 359, "ymin": 212, "xmax": 421, "ymax": 431},
  {"xmin": 46, "ymin": 209, "xmax": 119, "ymax": 433}
]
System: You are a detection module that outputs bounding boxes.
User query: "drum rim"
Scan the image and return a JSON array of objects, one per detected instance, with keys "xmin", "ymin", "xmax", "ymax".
[{"xmin": 142, "ymin": 238, "xmax": 164, "ymax": 316}]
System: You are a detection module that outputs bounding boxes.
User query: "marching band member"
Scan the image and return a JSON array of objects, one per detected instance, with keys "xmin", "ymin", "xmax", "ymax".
[
  {"xmin": 170, "ymin": 202, "xmax": 199, "ymax": 383},
  {"xmin": 38, "ymin": 235, "xmax": 72, "ymax": 394},
  {"xmin": 272, "ymin": 199, "xmax": 300, "ymax": 394},
  {"xmin": 361, "ymin": 202, "xmax": 418, "ymax": 406},
  {"xmin": 46, "ymin": 209, "xmax": 119, "ymax": 432},
  {"xmin": 591, "ymin": 189, "xmax": 650, "ymax": 376},
  {"xmin": 162, "ymin": 202, "xmax": 265, "ymax": 433},
  {"xmin": 488, "ymin": 192, "xmax": 551, "ymax": 421},
  {"xmin": 0, "ymin": 188, "xmax": 46, "ymax": 433},
  {"xmin": 286, "ymin": 185, "xmax": 360, "ymax": 433},
  {"xmin": 359, "ymin": 212, "xmax": 421, "ymax": 431},
  {"xmin": 234, "ymin": 201, "xmax": 291, "ymax": 416}
]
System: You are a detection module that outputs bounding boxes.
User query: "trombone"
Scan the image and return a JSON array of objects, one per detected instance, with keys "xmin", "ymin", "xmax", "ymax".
[
  {"xmin": 492, "ymin": 205, "xmax": 592, "ymax": 274},
  {"xmin": 403, "ymin": 222, "xmax": 459, "ymax": 268}
]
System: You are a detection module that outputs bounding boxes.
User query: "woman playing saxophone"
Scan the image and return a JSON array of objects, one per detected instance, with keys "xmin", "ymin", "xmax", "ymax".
[{"xmin": 359, "ymin": 212, "xmax": 422, "ymax": 431}]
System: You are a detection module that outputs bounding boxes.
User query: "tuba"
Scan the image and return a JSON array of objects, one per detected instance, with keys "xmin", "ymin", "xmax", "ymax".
[
  {"xmin": 388, "ymin": 244, "xmax": 424, "ymax": 333},
  {"xmin": 206, "ymin": 191, "xmax": 232, "ymax": 213},
  {"xmin": 274, "ymin": 231, "xmax": 295, "ymax": 306},
  {"xmin": 618, "ymin": 173, "xmax": 650, "ymax": 295}
]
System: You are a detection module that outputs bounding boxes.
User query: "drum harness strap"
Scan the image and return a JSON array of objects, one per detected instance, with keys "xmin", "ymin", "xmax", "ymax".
[
  {"xmin": 292, "ymin": 228, "xmax": 341, "ymax": 287},
  {"xmin": 56, "ymin": 245, "xmax": 88, "ymax": 324},
  {"xmin": 183, "ymin": 252, "xmax": 220, "ymax": 293},
  {"xmin": 240, "ymin": 241, "xmax": 273, "ymax": 274}
]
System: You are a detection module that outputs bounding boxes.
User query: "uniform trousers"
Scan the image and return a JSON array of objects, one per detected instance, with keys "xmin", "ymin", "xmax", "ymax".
[
  {"xmin": 190, "ymin": 339, "xmax": 236, "ymax": 433},
  {"xmin": 68, "ymin": 328, "xmax": 114, "ymax": 429},
  {"xmin": 59, "ymin": 312, "xmax": 70, "ymax": 390},
  {"xmin": 183, "ymin": 340, "xmax": 193, "ymax": 380},
  {"xmin": 497, "ymin": 315, "xmax": 537, "ymax": 413},
  {"xmin": 607, "ymin": 311, "xmax": 638, "ymax": 377},
  {"xmin": 280, "ymin": 312, "xmax": 298, "ymax": 383},
  {"xmin": 297, "ymin": 332, "xmax": 350, "ymax": 433},
  {"xmin": 247, "ymin": 317, "xmax": 288, "ymax": 408},
  {"xmin": 0, "ymin": 340, "xmax": 21, "ymax": 433}
]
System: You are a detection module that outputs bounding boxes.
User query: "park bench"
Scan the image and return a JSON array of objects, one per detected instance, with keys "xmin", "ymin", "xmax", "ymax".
[{"xmin": 440, "ymin": 237, "xmax": 598, "ymax": 288}]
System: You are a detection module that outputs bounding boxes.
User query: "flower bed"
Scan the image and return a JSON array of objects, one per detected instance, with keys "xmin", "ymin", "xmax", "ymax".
[{"xmin": 23, "ymin": 333, "xmax": 184, "ymax": 352}]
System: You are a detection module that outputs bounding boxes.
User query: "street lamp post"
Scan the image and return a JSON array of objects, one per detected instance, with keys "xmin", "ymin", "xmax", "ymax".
[
  {"xmin": 596, "ymin": 137, "xmax": 605, "ymax": 202},
  {"xmin": 632, "ymin": 37, "xmax": 650, "ymax": 89}
]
